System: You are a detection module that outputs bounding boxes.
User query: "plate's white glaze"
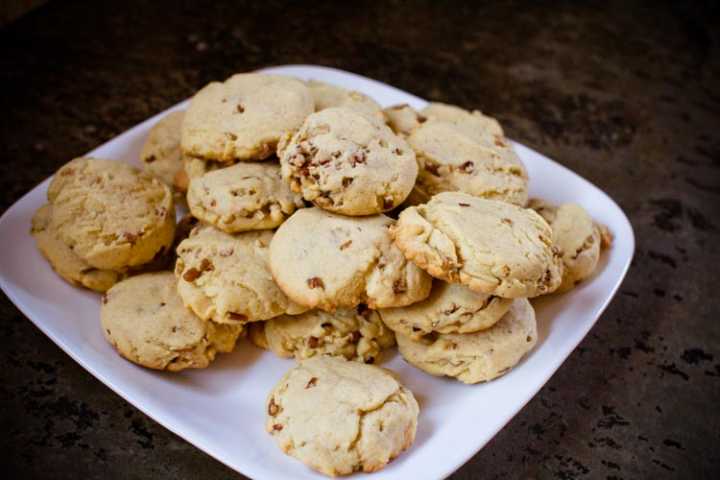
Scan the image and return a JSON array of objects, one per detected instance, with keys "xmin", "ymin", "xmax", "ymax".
[{"xmin": 0, "ymin": 65, "xmax": 634, "ymax": 480}]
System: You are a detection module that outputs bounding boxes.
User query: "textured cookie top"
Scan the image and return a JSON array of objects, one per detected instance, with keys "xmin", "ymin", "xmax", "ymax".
[
  {"xmin": 391, "ymin": 192, "xmax": 563, "ymax": 298},
  {"xmin": 175, "ymin": 225, "xmax": 306, "ymax": 324},
  {"xmin": 101, "ymin": 272, "xmax": 242, "ymax": 371},
  {"xmin": 266, "ymin": 356, "xmax": 419, "ymax": 476},
  {"xmin": 529, "ymin": 199, "xmax": 604, "ymax": 293},
  {"xmin": 270, "ymin": 208, "xmax": 432, "ymax": 311},
  {"xmin": 140, "ymin": 110, "xmax": 186, "ymax": 187},
  {"xmin": 31, "ymin": 204, "xmax": 121, "ymax": 292},
  {"xmin": 383, "ymin": 104, "xmax": 426, "ymax": 137},
  {"xmin": 47, "ymin": 157, "xmax": 175, "ymax": 271},
  {"xmin": 181, "ymin": 73, "xmax": 314, "ymax": 162},
  {"xmin": 307, "ymin": 80, "xmax": 384, "ymax": 122},
  {"xmin": 406, "ymin": 103, "xmax": 528, "ymax": 205},
  {"xmin": 396, "ymin": 298, "xmax": 537, "ymax": 384},
  {"xmin": 379, "ymin": 281, "xmax": 513, "ymax": 339},
  {"xmin": 278, "ymin": 107, "xmax": 418, "ymax": 215},
  {"xmin": 262, "ymin": 306, "xmax": 395, "ymax": 364},
  {"xmin": 187, "ymin": 162, "xmax": 304, "ymax": 233}
]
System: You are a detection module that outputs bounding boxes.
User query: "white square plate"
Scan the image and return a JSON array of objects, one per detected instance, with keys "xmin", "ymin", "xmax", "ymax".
[{"xmin": 0, "ymin": 65, "xmax": 634, "ymax": 479}]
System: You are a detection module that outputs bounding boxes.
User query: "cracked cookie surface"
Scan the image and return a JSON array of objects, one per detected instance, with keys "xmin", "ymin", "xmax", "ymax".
[
  {"xmin": 266, "ymin": 356, "xmax": 419, "ymax": 476},
  {"xmin": 406, "ymin": 102, "xmax": 528, "ymax": 205},
  {"xmin": 46, "ymin": 157, "xmax": 175, "ymax": 271},
  {"xmin": 257, "ymin": 306, "xmax": 395, "ymax": 363},
  {"xmin": 175, "ymin": 225, "xmax": 306, "ymax": 325},
  {"xmin": 182, "ymin": 73, "xmax": 313, "ymax": 162},
  {"xmin": 140, "ymin": 110, "xmax": 187, "ymax": 187},
  {"xmin": 269, "ymin": 207, "xmax": 432, "ymax": 311},
  {"xmin": 379, "ymin": 281, "xmax": 512, "ymax": 339},
  {"xmin": 31, "ymin": 204, "xmax": 122, "ymax": 292},
  {"xmin": 529, "ymin": 199, "xmax": 610, "ymax": 292},
  {"xmin": 278, "ymin": 107, "xmax": 418, "ymax": 215},
  {"xmin": 396, "ymin": 298, "xmax": 537, "ymax": 384},
  {"xmin": 391, "ymin": 192, "xmax": 563, "ymax": 298},
  {"xmin": 187, "ymin": 162, "xmax": 304, "ymax": 233},
  {"xmin": 101, "ymin": 272, "xmax": 242, "ymax": 371}
]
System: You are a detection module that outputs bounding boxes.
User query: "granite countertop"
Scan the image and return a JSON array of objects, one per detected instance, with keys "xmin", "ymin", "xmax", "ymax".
[{"xmin": 1, "ymin": 1, "xmax": 718, "ymax": 478}]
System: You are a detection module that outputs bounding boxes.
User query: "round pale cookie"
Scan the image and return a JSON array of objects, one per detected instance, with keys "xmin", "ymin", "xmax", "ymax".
[
  {"xmin": 396, "ymin": 298, "xmax": 537, "ymax": 384},
  {"xmin": 175, "ymin": 225, "xmax": 306, "ymax": 325},
  {"xmin": 406, "ymin": 103, "xmax": 528, "ymax": 206},
  {"xmin": 391, "ymin": 192, "xmax": 563, "ymax": 298},
  {"xmin": 181, "ymin": 73, "xmax": 313, "ymax": 162},
  {"xmin": 47, "ymin": 157, "xmax": 175, "ymax": 271},
  {"xmin": 383, "ymin": 103, "xmax": 426, "ymax": 137},
  {"xmin": 31, "ymin": 204, "xmax": 122, "ymax": 292},
  {"xmin": 187, "ymin": 162, "xmax": 304, "ymax": 233},
  {"xmin": 270, "ymin": 208, "xmax": 432, "ymax": 311},
  {"xmin": 278, "ymin": 107, "xmax": 418, "ymax": 215},
  {"xmin": 307, "ymin": 80, "xmax": 384, "ymax": 122},
  {"xmin": 101, "ymin": 272, "xmax": 243, "ymax": 371},
  {"xmin": 379, "ymin": 281, "xmax": 513, "ymax": 339},
  {"xmin": 260, "ymin": 306, "xmax": 395, "ymax": 364},
  {"xmin": 266, "ymin": 356, "xmax": 419, "ymax": 476},
  {"xmin": 528, "ymin": 199, "xmax": 607, "ymax": 293},
  {"xmin": 140, "ymin": 110, "xmax": 186, "ymax": 187}
]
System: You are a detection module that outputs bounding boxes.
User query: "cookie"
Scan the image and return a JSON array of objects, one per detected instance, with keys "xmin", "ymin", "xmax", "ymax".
[
  {"xmin": 278, "ymin": 107, "xmax": 418, "ymax": 215},
  {"xmin": 406, "ymin": 103, "xmax": 528, "ymax": 206},
  {"xmin": 187, "ymin": 162, "xmax": 304, "ymax": 233},
  {"xmin": 31, "ymin": 204, "xmax": 122, "ymax": 292},
  {"xmin": 181, "ymin": 73, "xmax": 314, "ymax": 162},
  {"xmin": 140, "ymin": 110, "xmax": 186, "ymax": 187},
  {"xmin": 307, "ymin": 80, "xmax": 384, "ymax": 122},
  {"xmin": 391, "ymin": 192, "xmax": 563, "ymax": 298},
  {"xmin": 379, "ymin": 281, "xmax": 513, "ymax": 339},
  {"xmin": 101, "ymin": 272, "xmax": 243, "ymax": 371},
  {"xmin": 396, "ymin": 298, "xmax": 537, "ymax": 384},
  {"xmin": 266, "ymin": 356, "xmax": 419, "ymax": 476},
  {"xmin": 383, "ymin": 103, "xmax": 425, "ymax": 137},
  {"xmin": 528, "ymin": 199, "xmax": 609, "ymax": 292},
  {"xmin": 46, "ymin": 157, "xmax": 175, "ymax": 271},
  {"xmin": 175, "ymin": 225, "xmax": 306, "ymax": 325},
  {"xmin": 261, "ymin": 305, "xmax": 395, "ymax": 363},
  {"xmin": 269, "ymin": 207, "xmax": 432, "ymax": 311}
]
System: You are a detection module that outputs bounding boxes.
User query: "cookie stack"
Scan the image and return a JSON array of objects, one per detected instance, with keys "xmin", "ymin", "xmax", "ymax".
[{"xmin": 31, "ymin": 71, "xmax": 612, "ymax": 477}]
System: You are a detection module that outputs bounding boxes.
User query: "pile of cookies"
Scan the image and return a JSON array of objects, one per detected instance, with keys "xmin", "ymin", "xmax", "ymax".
[{"xmin": 31, "ymin": 72, "xmax": 611, "ymax": 477}]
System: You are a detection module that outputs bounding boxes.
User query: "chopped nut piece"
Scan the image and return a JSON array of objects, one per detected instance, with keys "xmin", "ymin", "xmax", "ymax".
[
  {"xmin": 308, "ymin": 336, "xmax": 320, "ymax": 348},
  {"xmin": 459, "ymin": 161, "xmax": 474, "ymax": 173},
  {"xmin": 268, "ymin": 398, "xmax": 280, "ymax": 416},
  {"xmin": 183, "ymin": 268, "xmax": 201, "ymax": 282},
  {"xmin": 272, "ymin": 424, "xmax": 283, "ymax": 431},
  {"xmin": 144, "ymin": 155, "xmax": 156, "ymax": 163},
  {"xmin": 339, "ymin": 240, "xmax": 352, "ymax": 250},
  {"xmin": 305, "ymin": 377, "xmax": 318, "ymax": 389},
  {"xmin": 228, "ymin": 312, "xmax": 247, "ymax": 321},
  {"xmin": 199, "ymin": 258, "xmax": 214, "ymax": 272},
  {"xmin": 307, "ymin": 277, "xmax": 324, "ymax": 289}
]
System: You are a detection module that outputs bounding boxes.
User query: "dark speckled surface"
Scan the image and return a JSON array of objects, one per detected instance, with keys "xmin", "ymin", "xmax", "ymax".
[{"xmin": 2, "ymin": 1, "xmax": 719, "ymax": 478}]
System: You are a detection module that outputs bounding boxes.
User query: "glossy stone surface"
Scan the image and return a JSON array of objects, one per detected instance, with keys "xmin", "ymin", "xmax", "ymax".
[{"xmin": 1, "ymin": 1, "xmax": 718, "ymax": 478}]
